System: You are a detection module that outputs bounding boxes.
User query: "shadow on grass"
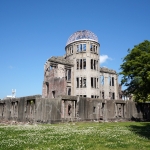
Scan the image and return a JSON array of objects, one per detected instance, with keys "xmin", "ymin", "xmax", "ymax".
[{"xmin": 128, "ymin": 122, "xmax": 150, "ymax": 139}]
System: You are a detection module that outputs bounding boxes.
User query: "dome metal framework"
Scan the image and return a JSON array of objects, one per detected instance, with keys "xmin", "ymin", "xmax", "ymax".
[{"xmin": 66, "ymin": 30, "xmax": 98, "ymax": 46}]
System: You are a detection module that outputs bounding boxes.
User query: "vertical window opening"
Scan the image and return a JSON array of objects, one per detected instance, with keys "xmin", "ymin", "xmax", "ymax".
[
  {"xmin": 80, "ymin": 44, "xmax": 82, "ymax": 51},
  {"xmin": 112, "ymin": 77, "xmax": 114, "ymax": 86},
  {"xmin": 109, "ymin": 76, "xmax": 111, "ymax": 86},
  {"xmin": 76, "ymin": 77, "xmax": 79, "ymax": 88},
  {"xmin": 77, "ymin": 45, "xmax": 79, "ymax": 52},
  {"xmin": 83, "ymin": 78, "xmax": 86, "ymax": 88},
  {"xmin": 83, "ymin": 44, "xmax": 86, "ymax": 51},
  {"xmin": 91, "ymin": 77, "xmax": 93, "ymax": 88},
  {"xmin": 68, "ymin": 69, "xmax": 71, "ymax": 80},
  {"xmin": 68, "ymin": 88, "xmax": 71, "ymax": 95},
  {"xmin": 91, "ymin": 59, "xmax": 93, "ymax": 69},
  {"xmin": 46, "ymin": 82, "xmax": 49, "ymax": 97},
  {"xmin": 80, "ymin": 59, "xmax": 82, "ymax": 69},
  {"xmin": 93, "ymin": 106, "xmax": 96, "ymax": 113},
  {"xmin": 94, "ymin": 60, "xmax": 96, "ymax": 70},
  {"xmin": 83, "ymin": 59, "xmax": 86, "ymax": 69},
  {"xmin": 90, "ymin": 44, "xmax": 93, "ymax": 51},
  {"xmin": 93, "ymin": 45, "xmax": 95, "ymax": 52},
  {"xmin": 94, "ymin": 78, "xmax": 96, "ymax": 88},
  {"xmin": 76, "ymin": 59, "xmax": 79, "ymax": 70},
  {"xmin": 52, "ymin": 91, "xmax": 55, "ymax": 98},
  {"xmin": 112, "ymin": 93, "xmax": 115, "ymax": 99},
  {"xmin": 80, "ymin": 77, "xmax": 82, "ymax": 88},
  {"xmin": 102, "ymin": 92, "xmax": 104, "ymax": 99},
  {"xmin": 101, "ymin": 76, "xmax": 104, "ymax": 85}
]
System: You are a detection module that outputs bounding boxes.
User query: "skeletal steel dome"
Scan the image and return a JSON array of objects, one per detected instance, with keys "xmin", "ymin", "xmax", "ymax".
[{"xmin": 66, "ymin": 30, "xmax": 98, "ymax": 46}]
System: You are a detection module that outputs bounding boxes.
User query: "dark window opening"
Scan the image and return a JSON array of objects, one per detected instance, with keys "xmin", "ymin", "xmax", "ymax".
[
  {"xmin": 76, "ymin": 77, "xmax": 79, "ymax": 88},
  {"xmin": 91, "ymin": 77, "xmax": 93, "ymax": 88},
  {"xmin": 46, "ymin": 82, "xmax": 49, "ymax": 97},
  {"xmin": 94, "ymin": 78, "xmax": 96, "ymax": 88},
  {"xmin": 91, "ymin": 59, "xmax": 93, "ymax": 69},
  {"xmin": 93, "ymin": 106, "xmax": 96, "ymax": 113},
  {"xmin": 76, "ymin": 59, "xmax": 79, "ymax": 70},
  {"xmin": 94, "ymin": 60, "xmax": 96, "ymax": 70},
  {"xmin": 112, "ymin": 93, "xmax": 115, "ymax": 99},
  {"xmin": 112, "ymin": 77, "xmax": 114, "ymax": 86},
  {"xmin": 83, "ymin": 78, "xmax": 86, "ymax": 88},
  {"xmin": 102, "ymin": 92, "xmax": 104, "ymax": 99},
  {"xmin": 68, "ymin": 88, "xmax": 71, "ymax": 95},
  {"xmin": 83, "ymin": 95, "xmax": 86, "ymax": 97},
  {"xmin": 68, "ymin": 69, "xmax": 71, "ymax": 80},
  {"xmin": 90, "ymin": 44, "xmax": 93, "ymax": 51},
  {"xmin": 80, "ymin": 44, "xmax": 82, "ymax": 51},
  {"xmin": 68, "ymin": 104, "xmax": 71, "ymax": 116},
  {"xmin": 77, "ymin": 45, "xmax": 79, "ymax": 52},
  {"xmin": 91, "ymin": 95, "xmax": 94, "ymax": 98},
  {"xmin": 80, "ymin": 77, "xmax": 82, "ymax": 88},
  {"xmin": 83, "ymin": 59, "xmax": 86, "ymax": 69},
  {"xmin": 52, "ymin": 91, "xmax": 55, "ymax": 98},
  {"xmin": 80, "ymin": 59, "xmax": 82, "ymax": 69}
]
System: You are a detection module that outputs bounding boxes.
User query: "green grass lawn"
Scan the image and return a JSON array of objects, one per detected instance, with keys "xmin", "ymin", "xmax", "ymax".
[{"xmin": 0, "ymin": 122, "xmax": 150, "ymax": 150}]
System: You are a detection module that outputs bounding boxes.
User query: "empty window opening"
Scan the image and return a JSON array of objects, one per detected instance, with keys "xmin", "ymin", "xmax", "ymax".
[
  {"xmin": 83, "ymin": 78, "xmax": 86, "ymax": 88},
  {"xmin": 68, "ymin": 69, "xmax": 71, "ymax": 80},
  {"xmin": 90, "ymin": 44, "xmax": 93, "ymax": 51},
  {"xmin": 91, "ymin": 95, "xmax": 94, "ymax": 98},
  {"xmin": 112, "ymin": 93, "xmax": 115, "ymax": 99},
  {"xmin": 112, "ymin": 77, "xmax": 114, "ymax": 86},
  {"xmin": 97, "ymin": 78, "xmax": 99, "ymax": 88},
  {"xmin": 83, "ymin": 44, "xmax": 86, "ymax": 51},
  {"xmin": 76, "ymin": 59, "xmax": 79, "ymax": 70},
  {"xmin": 80, "ymin": 59, "xmax": 82, "ymax": 69},
  {"xmin": 91, "ymin": 59, "xmax": 93, "ymax": 69},
  {"xmin": 93, "ymin": 45, "xmax": 95, "ymax": 52},
  {"xmin": 80, "ymin": 77, "xmax": 82, "ymax": 88},
  {"xmin": 83, "ymin": 59, "xmax": 86, "ymax": 69},
  {"xmin": 94, "ymin": 78, "xmax": 96, "ymax": 88},
  {"xmin": 83, "ymin": 95, "xmax": 86, "ymax": 97},
  {"xmin": 52, "ymin": 91, "xmax": 55, "ymax": 98},
  {"xmin": 94, "ymin": 60, "xmax": 96, "ymax": 70},
  {"xmin": 91, "ymin": 77, "xmax": 93, "ymax": 88},
  {"xmin": 77, "ymin": 45, "xmax": 79, "ymax": 52},
  {"xmin": 102, "ymin": 92, "xmax": 104, "ymax": 99},
  {"xmin": 101, "ymin": 76, "xmax": 104, "ymax": 85},
  {"xmin": 109, "ymin": 76, "xmax": 111, "ymax": 86},
  {"xmin": 68, "ymin": 104, "xmax": 71, "ymax": 116},
  {"xmin": 68, "ymin": 88, "xmax": 71, "ymax": 95},
  {"xmin": 46, "ymin": 82, "xmax": 49, "ymax": 97},
  {"xmin": 93, "ymin": 106, "xmax": 96, "ymax": 113},
  {"xmin": 80, "ymin": 44, "xmax": 82, "ymax": 51},
  {"xmin": 76, "ymin": 77, "xmax": 79, "ymax": 88},
  {"xmin": 96, "ymin": 46, "xmax": 97, "ymax": 53}
]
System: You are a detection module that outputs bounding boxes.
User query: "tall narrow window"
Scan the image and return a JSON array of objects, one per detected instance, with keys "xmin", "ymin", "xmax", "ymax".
[
  {"xmin": 97, "ymin": 78, "xmax": 99, "ymax": 88},
  {"xmin": 90, "ymin": 44, "xmax": 93, "ymax": 51},
  {"xmin": 68, "ymin": 88, "xmax": 71, "ymax": 95},
  {"xmin": 102, "ymin": 92, "xmax": 104, "ymax": 99},
  {"xmin": 83, "ymin": 78, "xmax": 86, "ymax": 88},
  {"xmin": 76, "ymin": 59, "xmax": 79, "ymax": 70},
  {"xmin": 80, "ymin": 59, "xmax": 82, "ymax": 69},
  {"xmin": 83, "ymin": 59, "xmax": 86, "ymax": 69},
  {"xmin": 93, "ymin": 45, "xmax": 95, "ymax": 52},
  {"xmin": 46, "ymin": 82, "xmax": 49, "ymax": 97},
  {"xmin": 109, "ymin": 76, "xmax": 111, "ymax": 86},
  {"xmin": 101, "ymin": 76, "xmax": 104, "ymax": 85},
  {"xmin": 112, "ymin": 93, "xmax": 115, "ymax": 99},
  {"xmin": 77, "ymin": 45, "xmax": 79, "ymax": 52},
  {"xmin": 68, "ymin": 69, "xmax": 71, "ymax": 80},
  {"xmin": 94, "ymin": 78, "xmax": 96, "ymax": 88},
  {"xmin": 80, "ymin": 77, "xmax": 82, "ymax": 88},
  {"xmin": 94, "ymin": 60, "xmax": 96, "ymax": 70},
  {"xmin": 91, "ymin": 59, "xmax": 93, "ymax": 69},
  {"xmin": 112, "ymin": 77, "xmax": 114, "ymax": 86},
  {"xmin": 52, "ymin": 91, "xmax": 55, "ymax": 98},
  {"xmin": 96, "ymin": 46, "xmax": 97, "ymax": 53},
  {"xmin": 80, "ymin": 44, "xmax": 82, "ymax": 51},
  {"xmin": 83, "ymin": 44, "xmax": 86, "ymax": 51},
  {"xmin": 91, "ymin": 77, "xmax": 93, "ymax": 88},
  {"xmin": 76, "ymin": 77, "xmax": 79, "ymax": 88}
]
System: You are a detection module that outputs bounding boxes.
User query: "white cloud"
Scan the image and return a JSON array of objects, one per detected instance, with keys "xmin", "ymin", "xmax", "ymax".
[{"xmin": 100, "ymin": 55, "xmax": 111, "ymax": 64}]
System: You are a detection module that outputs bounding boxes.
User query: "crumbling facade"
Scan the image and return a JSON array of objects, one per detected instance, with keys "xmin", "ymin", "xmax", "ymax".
[{"xmin": 42, "ymin": 30, "xmax": 119, "ymax": 99}]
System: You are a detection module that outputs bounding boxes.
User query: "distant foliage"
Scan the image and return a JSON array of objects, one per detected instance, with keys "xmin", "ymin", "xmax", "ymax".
[{"xmin": 120, "ymin": 40, "xmax": 150, "ymax": 102}]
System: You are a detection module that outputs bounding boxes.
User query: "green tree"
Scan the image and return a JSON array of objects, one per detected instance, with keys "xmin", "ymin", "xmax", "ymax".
[{"xmin": 120, "ymin": 40, "xmax": 150, "ymax": 102}]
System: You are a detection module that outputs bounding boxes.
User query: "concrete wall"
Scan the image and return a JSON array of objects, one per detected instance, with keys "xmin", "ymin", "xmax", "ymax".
[{"xmin": 0, "ymin": 95, "xmax": 150, "ymax": 123}]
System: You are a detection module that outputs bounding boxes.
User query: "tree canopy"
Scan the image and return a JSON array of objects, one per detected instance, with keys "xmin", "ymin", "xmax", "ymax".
[{"xmin": 120, "ymin": 40, "xmax": 150, "ymax": 102}]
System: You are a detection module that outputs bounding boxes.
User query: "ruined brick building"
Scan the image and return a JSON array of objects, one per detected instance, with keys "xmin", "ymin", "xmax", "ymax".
[
  {"xmin": 0, "ymin": 30, "xmax": 149, "ymax": 123},
  {"xmin": 42, "ymin": 30, "xmax": 121, "ymax": 99}
]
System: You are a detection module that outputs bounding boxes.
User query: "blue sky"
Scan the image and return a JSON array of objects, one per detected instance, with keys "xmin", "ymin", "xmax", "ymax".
[{"xmin": 0, "ymin": 0, "xmax": 150, "ymax": 99}]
